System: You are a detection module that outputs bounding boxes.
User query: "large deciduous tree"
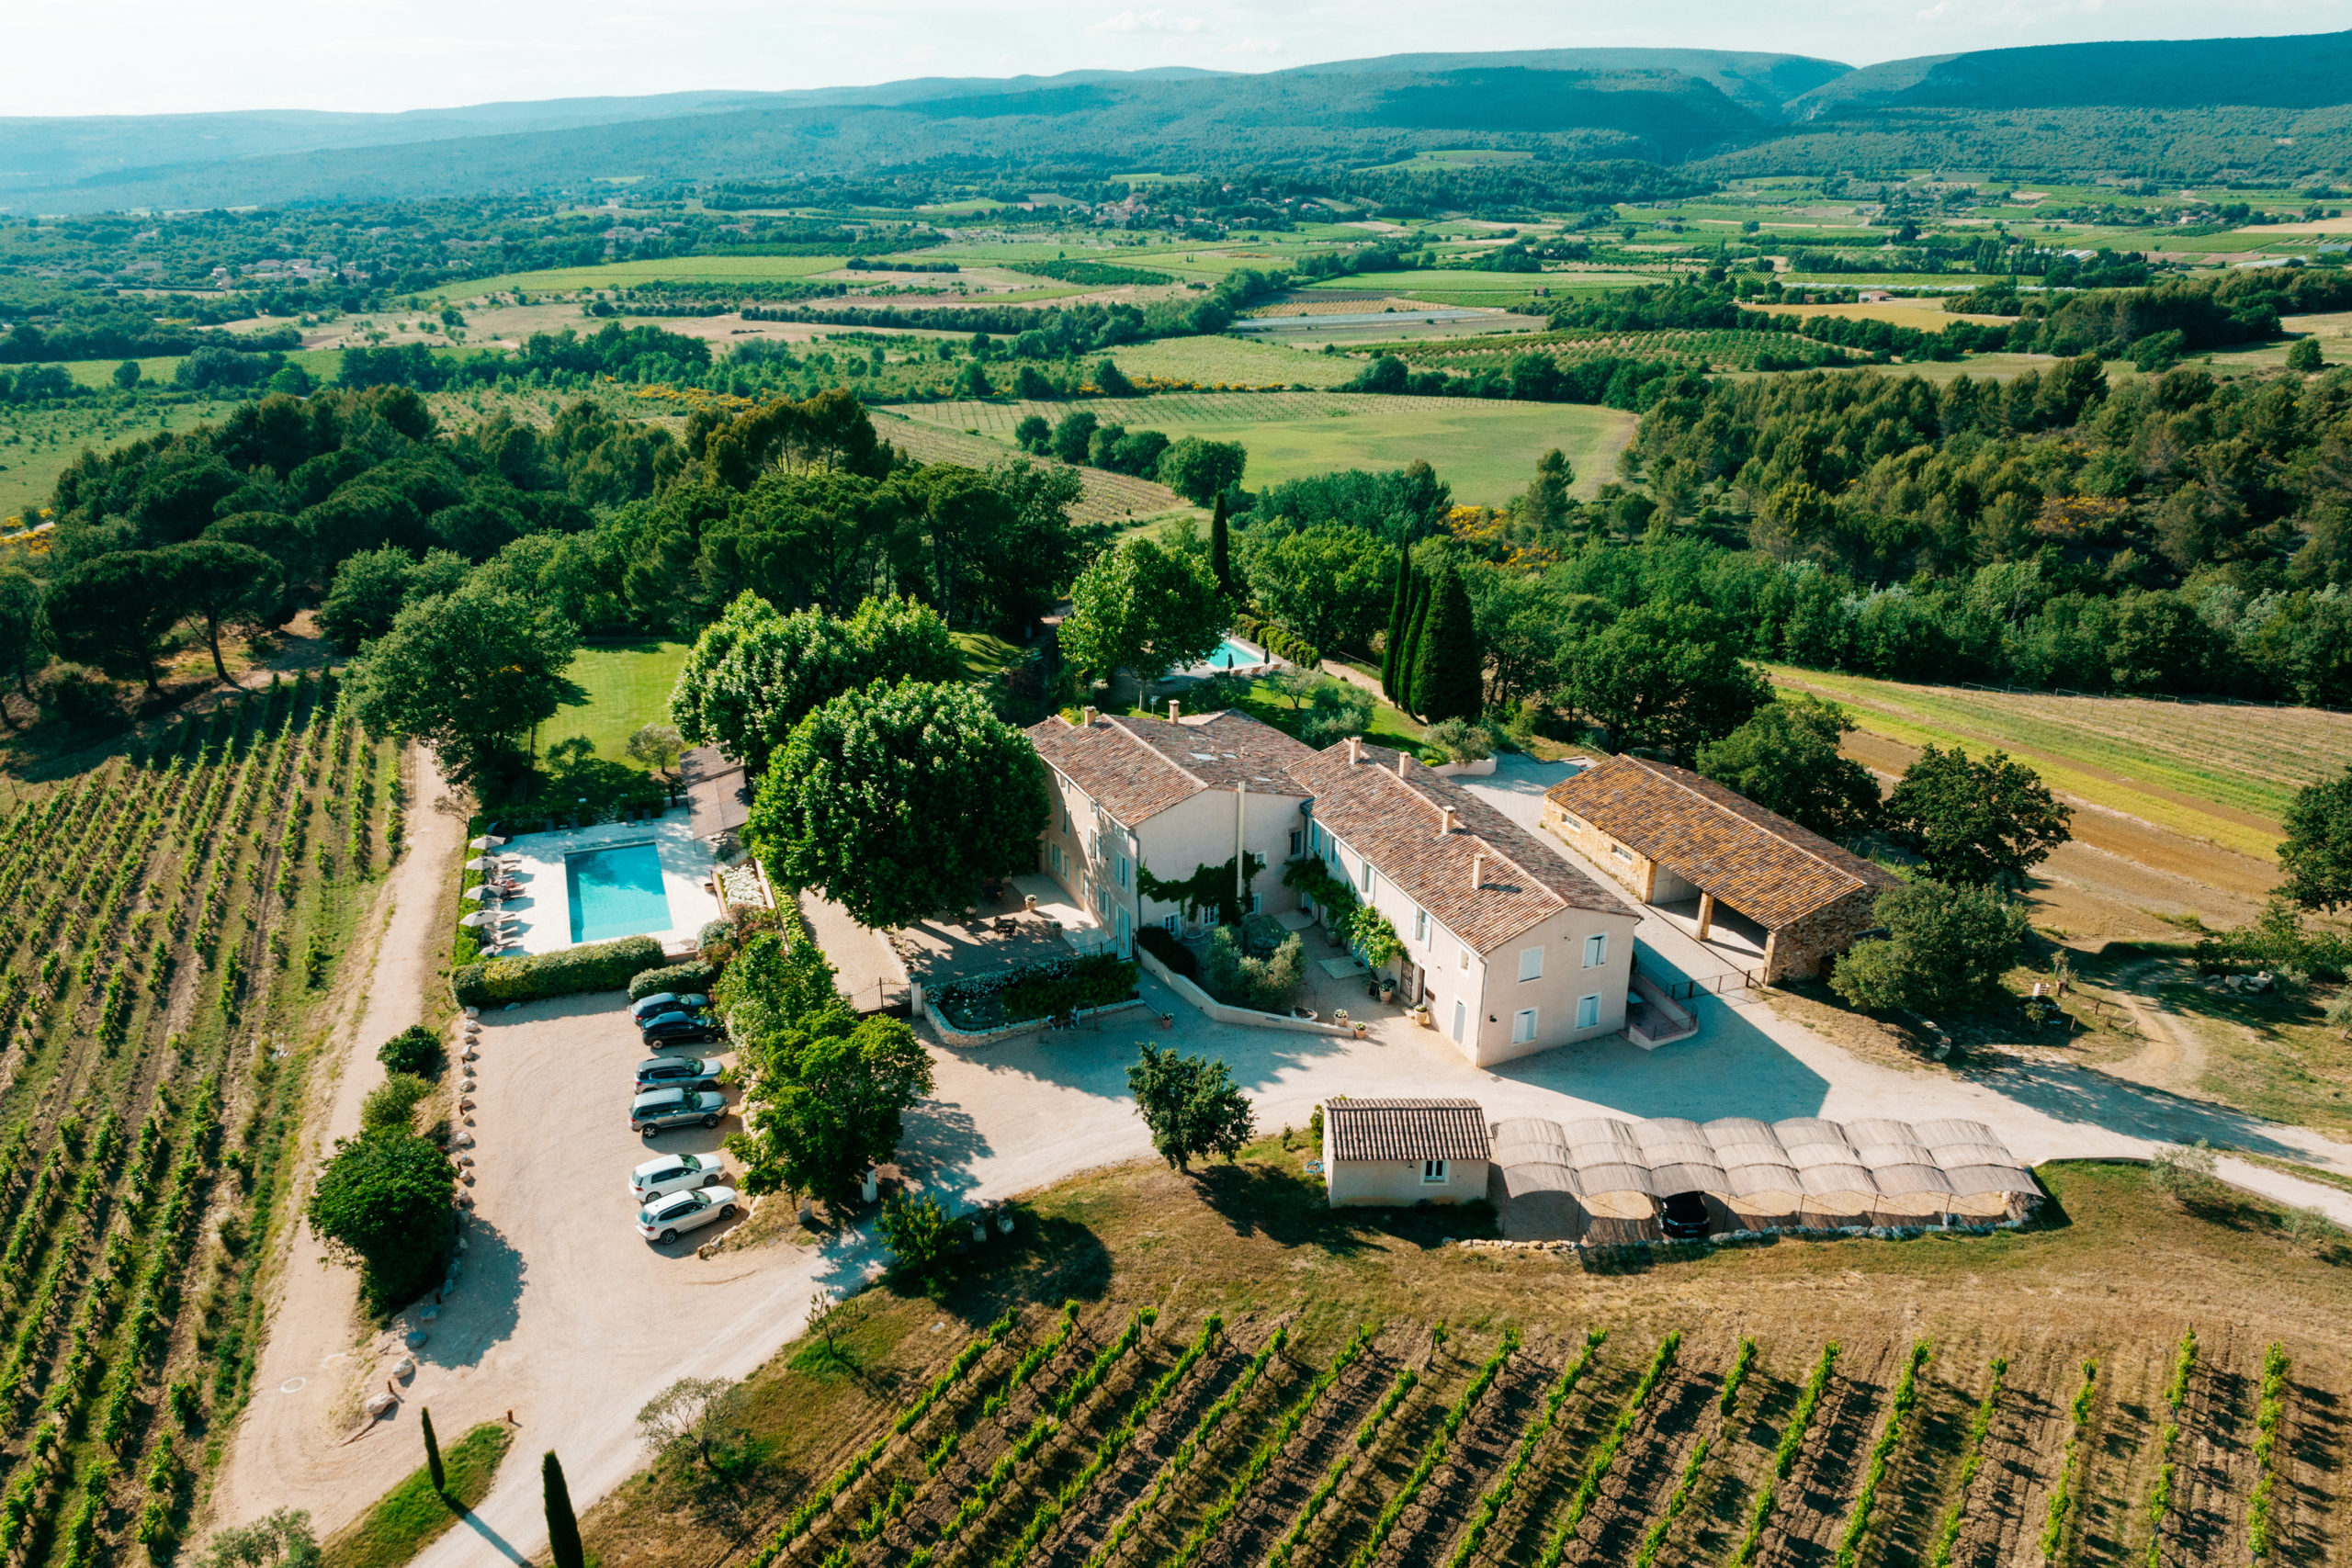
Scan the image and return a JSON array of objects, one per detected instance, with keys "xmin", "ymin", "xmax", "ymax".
[
  {"xmin": 1059, "ymin": 537, "xmax": 1228, "ymax": 706},
  {"xmin": 1560, "ymin": 603, "xmax": 1770, "ymax": 761},
  {"xmin": 1828, "ymin": 879, "xmax": 2030, "ymax": 1015},
  {"xmin": 1238, "ymin": 521, "xmax": 1395, "ymax": 660},
  {"xmin": 2278, "ymin": 765, "xmax": 2352, "ymax": 912},
  {"xmin": 751, "ymin": 679, "xmax": 1049, "ymax": 928},
  {"xmin": 1696, "ymin": 694, "xmax": 1883, "ymax": 840},
  {"xmin": 741, "ymin": 1012, "xmax": 934, "ymax": 1205},
  {"xmin": 1884, "ymin": 745, "xmax": 2072, "ymax": 889},
  {"xmin": 305, "ymin": 1129, "xmax": 457, "ymax": 1312},
  {"xmin": 1157, "ymin": 437, "xmax": 1248, "ymax": 507},
  {"xmin": 1126, "ymin": 1043, "xmax": 1255, "ymax": 1172},
  {"xmin": 347, "ymin": 575, "xmax": 579, "ymax": 792},
  {"xmin": 0, "ymin": 567, "xmax": 51, "ymax": 714},
  {"xmin": 46, "ymin": 549, "xmax": 190, "ymax": 692}
]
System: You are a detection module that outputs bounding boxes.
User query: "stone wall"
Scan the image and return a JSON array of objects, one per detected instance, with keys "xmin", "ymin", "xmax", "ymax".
[
  {"xmin": 1541, "ymin": 801, "xmax": 1654, "ymax": 901},
  {"xmin": 1761, "ymin": 887, "xmax": 1883, "ymax": 983}
]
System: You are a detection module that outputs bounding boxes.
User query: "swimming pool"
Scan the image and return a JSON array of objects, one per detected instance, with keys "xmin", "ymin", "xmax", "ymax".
[
  {"xmin": 1204, "ymin": 636, "xmax": 1265, "ymax": 670},
  {"xmin": 567, "ymin": 841, "xmax": 673, "ymax": 944}
]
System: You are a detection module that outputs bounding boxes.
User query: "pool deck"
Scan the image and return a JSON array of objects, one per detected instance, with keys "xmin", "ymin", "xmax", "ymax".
[{"xmin": 493, "ymin": 808, "xmax": 724, "ymax": 957}]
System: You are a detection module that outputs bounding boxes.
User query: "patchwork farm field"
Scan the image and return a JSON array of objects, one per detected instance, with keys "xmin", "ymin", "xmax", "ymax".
[
  {"xmin": 0, "ymin": 672, "xmax": 397, "ymax": 1566},
  {"xmin": 869, "ymin": 412, "xmax": 1195, "ymax": 525},
  {"xmin": 581, "ymin": 1156, "xmax": 2352, "ymax": 1568},
  {"xmin": 450, "ymin": 254, "xmax": 849, "ymax": 299},
  {"xmin": 884, "ymin": 392, "xmax": 1636, "ymax": 505}
]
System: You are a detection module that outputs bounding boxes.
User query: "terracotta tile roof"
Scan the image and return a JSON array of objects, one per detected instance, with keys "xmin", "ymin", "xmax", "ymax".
[
  {"xmin": 1544, "ymin": 755, "xmax": 1900, "ymax": 929},
  {"xmin": 1024, "ymin": 711, "xmax": 1313, "ymax": 826},
  {"xmin": 1326, "ymin": 1099, "xmax": 1492, "ymax": 1163},
  {"xmin": 1289, "ymin": 742, "xmax": 1636, "ymax": 953}
]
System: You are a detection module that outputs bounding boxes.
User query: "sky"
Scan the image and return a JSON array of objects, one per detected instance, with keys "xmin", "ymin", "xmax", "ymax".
[{"xmin": 7, "ymin": 0, "xmax": 2347, "ymax": 118}]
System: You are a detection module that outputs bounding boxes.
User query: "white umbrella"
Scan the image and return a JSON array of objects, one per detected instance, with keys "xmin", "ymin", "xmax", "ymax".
[
  {"xmin": 469, "ymin": 835, "xmax": 507, "ymax": 850},
  {"xmin": 462, "ymin": 886, "xmax": 492, "ymax": 902},
  {"xmin": 465, "ymin": 857, "xmax": 497, "ymax": 872},
  {"xmin": 458, "ymin": 909, "xmax": 509, "ymax": 928}
]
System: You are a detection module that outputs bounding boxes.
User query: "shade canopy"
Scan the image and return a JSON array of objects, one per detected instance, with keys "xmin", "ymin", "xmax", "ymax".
[{"xmin": 469, "ymin": 835, "xmax": 507, "ymax": 849}]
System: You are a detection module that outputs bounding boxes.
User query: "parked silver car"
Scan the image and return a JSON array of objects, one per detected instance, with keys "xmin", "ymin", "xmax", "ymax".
[
  {"xmin": 628, "ymin": 1152, "xmax": 728, "ymax": 1201},
  {"xmin": 630, "ymin": 1087, "xmax": 726, "ymax": 1136},
  {"xmin": 638, "ymin": 1185, "xmax": 741, "ymax": 1244}
]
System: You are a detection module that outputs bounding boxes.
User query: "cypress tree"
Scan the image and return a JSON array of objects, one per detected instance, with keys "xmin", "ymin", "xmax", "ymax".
[
  {"xmin": 1209, "ymin": 494, "xmax": 1231, "ymax": 593},
  {"xmin": 1409, "ymin": 567, "xmax": 1483, "ymax": 724},
  {"xmin": 422, "ymin": 1407, "xmax": 445, "ymax": 1495},
  {"xmin": 1381, "ymin": 542, "xmax": 1414, "ymax": 699},
  {"xmin": 545, "ymin": 1452, "xmax": 584, "ymax": 1568},
  {"xmin": 1396, "ymin": 575, "xmax": 1434, "ymax": 716}
]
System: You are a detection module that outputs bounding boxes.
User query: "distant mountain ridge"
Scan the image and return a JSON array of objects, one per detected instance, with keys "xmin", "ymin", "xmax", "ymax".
[{"xmin": 3, "ymin": 31, "xmax": 2350, "ymax": 212}]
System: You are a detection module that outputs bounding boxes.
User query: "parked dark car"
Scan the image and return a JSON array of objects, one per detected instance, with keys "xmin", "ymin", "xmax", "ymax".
[
  {"xmin": 630, "ymin": 1087, "xmax": 727, "ymax": 1136},
  {"xmin": 1660, "ymin": 1190, "xmax": 1711, "ymax": 1240},
  {"xmin": 630, "ymin": 992, "xmax": 709, "ymax": 1024},
  {"xmin": 640, "ymin": 1010, "xmax": 723, "ymax": 1050},
  {"xmin": 633, "ymin": 1055, "xmax": 724, "ymax": 1090}
]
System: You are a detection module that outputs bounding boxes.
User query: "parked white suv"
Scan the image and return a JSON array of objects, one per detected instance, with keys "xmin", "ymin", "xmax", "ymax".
[
  {"xmin": 638, "ymin": 1186, "xmax": 741, "ymax": 1245},
  {"xmin": 629, "ymin": 1152, "xmax": 727, "ymax": 1201}
]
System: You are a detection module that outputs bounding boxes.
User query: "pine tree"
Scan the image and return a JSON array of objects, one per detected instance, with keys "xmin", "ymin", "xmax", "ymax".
[
  {"xmin": 1396, "ymin": 575, "xmax": 1433, "ymax": 716},
  {"xmin": 422, "ymin": 1407, "xmax": 445, "ymax": 1495},
  {"xmin": 1381, "ymin": 542, "xmax": 1414, "ymax": 699},
  {"xmin": 1209, "ymin": 494, "xmax": 1231, "ymax": 593},
  {"xmin": 1409, "ymin": 566, "xmax": 1483, "ymax": 723},
  {"xmin": 545, "ymin": 1451, "xmax": 584, "ymax": 1568}
]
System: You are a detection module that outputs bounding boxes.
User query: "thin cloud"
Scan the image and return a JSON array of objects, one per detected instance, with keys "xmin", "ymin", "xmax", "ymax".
[{"xmin": 1086, "ymin": 8, "xmax": 1206, "ymax": 35}]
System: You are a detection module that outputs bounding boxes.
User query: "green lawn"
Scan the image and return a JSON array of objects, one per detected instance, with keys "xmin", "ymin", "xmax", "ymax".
[
  {"xmin": 322, "ymin": 1421, "xmax": 513, "ymax": 1568},
  {"xmin": 889, "ymin": 391, "xmax": 1635, "ymax": 505},
  {"xmin": 552, "ymin": 639, "xmax": 693, "ymax": 766}
]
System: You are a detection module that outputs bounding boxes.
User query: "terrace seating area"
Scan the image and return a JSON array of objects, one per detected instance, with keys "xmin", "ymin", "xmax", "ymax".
[{"xmin": 891, "ymin": 876, "xmax": 1108, "ymax": 989}]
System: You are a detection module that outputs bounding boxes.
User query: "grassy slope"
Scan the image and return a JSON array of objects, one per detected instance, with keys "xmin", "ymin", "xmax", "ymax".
[
  {"xmin": 322, "ymin": 1422, "xmax": 515, "ymax": 1568},
  {"xmin": 552, "ymin": 640, "xmax": 692, "ymax": 767},
  {"xmin": 578, "ymin": 1151, "xmax": 2352, "ymax": 1568},
  {"xmin": 889, "ymin": 392, "xmax": 1634, "ymax": 506},
  {"xmin": 1767, "ymin": 665, "xmax": 2352, "ymax": 862}
]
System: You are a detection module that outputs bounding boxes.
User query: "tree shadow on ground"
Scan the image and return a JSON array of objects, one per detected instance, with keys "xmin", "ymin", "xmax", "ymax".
[
  {"xmin": 413, "ymin": 1219, "xmax": 526, "ymax": 1371},
  {"xmin": 1189, "ymin": 1156, "xmax": 1496, "ymax": 1252}
]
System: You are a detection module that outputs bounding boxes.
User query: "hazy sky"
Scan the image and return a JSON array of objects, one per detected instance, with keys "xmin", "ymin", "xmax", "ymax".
[{"xmin": 10, "ymin": 0, "xmax": 2347, "ymax": 117}]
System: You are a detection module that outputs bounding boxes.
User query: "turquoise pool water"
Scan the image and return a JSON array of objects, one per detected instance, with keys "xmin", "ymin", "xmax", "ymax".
[
  {"xmin": 1205, "ymin": 636, "xmax": 1263, "ymax": 670},
  {"xmin": 567, "ymin": 842, "xmax": 672, "ymax": 943}
]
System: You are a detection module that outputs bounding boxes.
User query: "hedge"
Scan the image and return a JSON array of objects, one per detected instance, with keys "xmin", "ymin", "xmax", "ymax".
[
  {"xmin": 628, "ymin": 960, "xmax": 719, "ymax": 1002},
  {"xmin": 453, "ymin": 935, "xmax": 666, "ymax": 1008},
  {"xmin": 1232, "ymin": 614, "xmax": 1321, "ymax": 670},
  {"xmin": 935, "ymin": 953, "xmax": 1139, "ymax": 1031},
  {"xmin": 1136, "ymin": 925, "xmax": 1199, "ymax": 980}
]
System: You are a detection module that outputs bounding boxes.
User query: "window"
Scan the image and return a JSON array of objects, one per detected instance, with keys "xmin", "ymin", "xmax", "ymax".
[
  {"xmin": 1577, "ymin": 993, "xmax": 1601, "ymax": 1029},
  {"xmin": 1611, "ymin": 844, "xmax": 1634, "ymax": 863},
  {"xmin": 1421, "ymin": 1159, "xmax": 1449, "ymax": 1185},
  {"xmin": 1512, "ymin": 1008, "xmax": 1538, "ymax": 1044},
  {"xmin": 1115, "ymin": 856, "xmax": 1129, "ymax": 889},
  {"xmin": 1450, "ymin": 998, "xmax": 1466, "ymax": 1043},
  {"xmin": 1309, "ymin": 823, "xmax": 1323, "ymax": 855},
  {"xmin": 1361, "ymin": 860, "xmax": 1375, "ymax": 895},
  {"xmin": 1584, "ymin": 932, "xmax": 1608, "ymax": 968},
  {"xmin": 1162, "ymin": 914, "xmax": 1180, "ymax": 934},
  {"xmin": 1458, "ymin": 947, "xmax": 1471, "ymax": 972},
  {"xmin": 1090, "ymin": 829, "xmax": 1100, "ymax": 861},
  {"xmin": 1518, "ymin": 946, "xmax": 1543, "ymax": 982},
  {"xmin": 1414, "ymin": 908, "xmax": 1428, "ymax": 942},
  {"xmin": 1249, "ymin": 892, "xmax": 1261, "ymax": 914},
  {"xmin": 1288, "ymin": 829, "xmax": 1302, "ymax": 857},
  {"xmin": 1060, "ymin": 802, "xmax": 1070, "ymax": 834},
  {"xmin": 1050, "ymin": 843, "xmax": 1066, "ymax": 877}
]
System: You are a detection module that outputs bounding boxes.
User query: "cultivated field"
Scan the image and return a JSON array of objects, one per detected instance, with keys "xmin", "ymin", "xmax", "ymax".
[
  {"xmin": 580, "ymin": 1156, "xmax": 2352, "ymax": 1568},
  {"xmin": 1098, "ymin": 337, "xmax": 1362, "ymax": 389},
  {"xmin": 885, "ymin": 393, "xmax": 1636, "ymax": 505},
  {"xmin": 1767, "ymin": 668, "xmax": 2346, "ymax": 859},
  {"xmin": 0, "ymin": 672, "xmax": 397, "ymax": 1566},
  {"xmin": 0, "ymin": 399, "xmax": 242, "ymax": 525},
  {"xmin": 451, "ymin": 254, "xmax": 849, "ymax": 299},
  {"xmin": 869, "ymin": 413, "xmax": 1195, "ymax": 525}
]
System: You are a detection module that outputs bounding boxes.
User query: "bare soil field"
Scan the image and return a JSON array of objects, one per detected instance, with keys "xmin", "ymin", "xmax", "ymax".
[{"xmin": 572, "ymin": 1156, "xmax": 2352, "ymax": 1568}]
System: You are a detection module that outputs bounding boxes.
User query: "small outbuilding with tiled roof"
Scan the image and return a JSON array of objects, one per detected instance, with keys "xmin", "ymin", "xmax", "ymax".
[
  {"xmin": 1543, "ymin": 755, "xmax": 1900, "ymax": 984},
  {"xmin": 1321, "ymin": 1098, "xmax": 1493, "ymax": 1209}
]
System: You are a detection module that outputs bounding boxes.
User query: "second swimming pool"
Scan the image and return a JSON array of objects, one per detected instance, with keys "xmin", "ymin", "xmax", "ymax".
[{"xmin": 567, "ymin": 841, "xmax": 673, "ymax": 944}]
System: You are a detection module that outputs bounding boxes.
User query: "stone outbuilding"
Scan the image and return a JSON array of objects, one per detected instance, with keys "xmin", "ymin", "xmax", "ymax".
[
  {"xmin": 1542, "ymin": 755, "xmax": 1900, "ymax": 984},
  {"xmin": 1322, "ymin": 1098, "xmax": 1492, "ymax": 1209}
]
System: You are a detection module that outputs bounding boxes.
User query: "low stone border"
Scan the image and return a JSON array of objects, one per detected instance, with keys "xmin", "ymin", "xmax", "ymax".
[
  {"xmin": 922, "ymin": 995, "xmax": 1151, "ymax": 1048},
  {"xmin": 1135, "ymin": 945, "xmax": 1361, "ymax": 1037}
]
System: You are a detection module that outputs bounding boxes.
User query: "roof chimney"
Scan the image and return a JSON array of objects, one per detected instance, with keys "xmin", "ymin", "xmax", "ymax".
[
  {"xmin": 1168, "ymin": 698, "xmax": 1181, "ymax": 722},
  {"xmin": 1346, "ymin": 736, "xmax": 1363, "ymax": 764},
  {"xmin": 1080, "ymin": 705, "xmax": 1098, "ymax": 726},
  {"xmin": 1470, "ymin": 852, "xmax": 1485, "ymax": 891},
  {"xmin": 1397, "ymin": 752, "xmax": 1409, "ymax": 779},
  {"xmin": 1437, "ymin": 806, "xmax": 1456, "ymax": 837}
]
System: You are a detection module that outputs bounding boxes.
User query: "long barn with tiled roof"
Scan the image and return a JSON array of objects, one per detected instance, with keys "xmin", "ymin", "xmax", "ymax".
[{"xmin": 1542, "ymin": 754, "xmax": 1900, "ymax": 984}]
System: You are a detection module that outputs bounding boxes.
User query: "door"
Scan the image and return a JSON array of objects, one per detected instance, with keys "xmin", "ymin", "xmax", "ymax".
[
  {"xmin": 1115, "ymin": 906, "xmax": 1131, "ymax": 958},
  {"xmin": 1451, "ymin": 998, "xmax": 1466, "ymax": 1043}
]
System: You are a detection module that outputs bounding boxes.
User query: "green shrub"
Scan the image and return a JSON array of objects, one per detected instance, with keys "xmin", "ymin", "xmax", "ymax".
[
  {"xmin": 1203, "ymin": 925, "xmax": 1304, "ymax": 1010},
  {"xmin": 628, "ymin": 961, "xmax": 719, "ymax": 1002},
  {"xmin": 451, "ymin": 934, "xmax": 665, "ymax": 1008},
  {"xmin": 1136, "ymin": 924, "xmax": 1199, "ymax": 981},
  {"xmin": 362, "ymin": 1073, "xmax": 435, "ymax": 1134},
  {"xmin": 933, "ymin": 953, "xmax": 1139, "ymax": 1030},
  {"xmin": 377, "ymin": 1024, "xmax": 443, "ymax": 1078}
]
